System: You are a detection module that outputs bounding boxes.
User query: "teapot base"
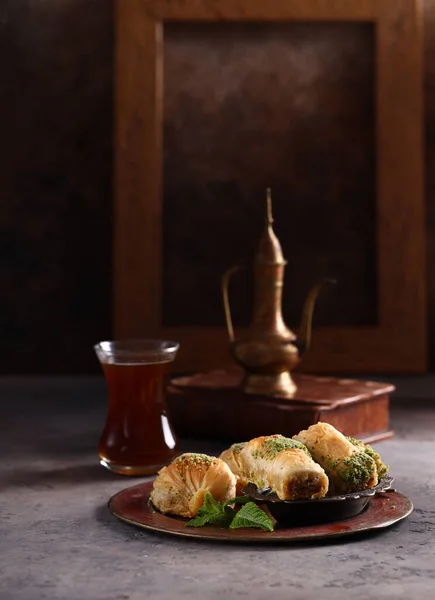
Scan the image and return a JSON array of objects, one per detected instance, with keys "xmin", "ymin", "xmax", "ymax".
[{"xmin": 242, "ymin": 371, "xmax": 296, "ymax": 397}]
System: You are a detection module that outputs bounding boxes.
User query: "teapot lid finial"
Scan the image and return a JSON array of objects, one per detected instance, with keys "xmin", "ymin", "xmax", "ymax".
[
  {"xmin": 266, "ymin": 188, "xmax": 273, "ymax": 225},
  {"xmin": 255, "ymin": 188, "xmax": 287, "ymax": 265}
]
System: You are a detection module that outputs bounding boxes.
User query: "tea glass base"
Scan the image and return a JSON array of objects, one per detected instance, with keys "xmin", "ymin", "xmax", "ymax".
[{"xmin": 100, "ymin": 457, "xmax": 170, "ymax": 477}]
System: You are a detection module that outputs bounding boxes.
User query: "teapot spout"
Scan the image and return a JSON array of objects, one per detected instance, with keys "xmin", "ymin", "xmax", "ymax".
[{"xmin": 297, "ymin": 278, "xmax": 336, "ymax": 357}]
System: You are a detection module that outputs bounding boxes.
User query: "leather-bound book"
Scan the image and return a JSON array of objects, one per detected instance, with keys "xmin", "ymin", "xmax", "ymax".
[{"xmin": 167, "ymin": 368, "xmax": 394, "ymax": 444}]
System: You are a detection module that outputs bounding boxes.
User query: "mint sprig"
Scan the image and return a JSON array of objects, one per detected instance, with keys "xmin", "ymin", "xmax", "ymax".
[
  {"xmin": 186, "ymin": 493, "xmax": 235, "ymax": 528},
  {"xmin": 186, "ymin": 493, "xmax": 274, "ymax": 532},
  {"xmin": 229, "ymin": 501, "xmax": 274, "ymax": 532}
]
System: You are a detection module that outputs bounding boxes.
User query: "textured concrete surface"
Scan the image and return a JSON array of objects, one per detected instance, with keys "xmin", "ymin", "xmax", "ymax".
[{"xmin": 1, "ymin": 378, "xmax": 435, "ymax": 600}]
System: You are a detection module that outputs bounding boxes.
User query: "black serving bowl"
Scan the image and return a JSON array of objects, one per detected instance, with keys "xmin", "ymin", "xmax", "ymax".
[{"xmin": 242, "ymin": 476, "xmax": 394, "ymax": 526}]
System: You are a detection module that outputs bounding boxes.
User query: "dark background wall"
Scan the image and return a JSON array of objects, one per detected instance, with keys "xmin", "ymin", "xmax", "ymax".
[
  {"xmin": 1, "ymin": 1, "xmax": 113, "ymax": 373},
  {"xmin": 1, "ymin": 1, "xmax": 434, "ymax": 374}
]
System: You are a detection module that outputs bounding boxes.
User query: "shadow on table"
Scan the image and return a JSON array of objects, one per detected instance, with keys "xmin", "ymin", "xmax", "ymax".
[
  {"xmin": 0, "ymin": 424, "xmax": 102, "ymax": 460},
  {"xmin": 0, "ymin": 462, "xmax": 126, "ymax": 491}
]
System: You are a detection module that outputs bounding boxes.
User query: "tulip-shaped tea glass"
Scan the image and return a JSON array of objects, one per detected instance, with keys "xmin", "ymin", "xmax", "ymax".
[{"xmin": 94, "ymin": 339, "xmax": 180, "ymax": 475}]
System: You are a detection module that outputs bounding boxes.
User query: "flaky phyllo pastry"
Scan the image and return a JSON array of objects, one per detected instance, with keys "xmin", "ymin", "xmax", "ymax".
[
  {"xmin": 223, "ymin": 434, "xmax": 329, "ymax": 501},
  {"xmin": 150, "ymin": 453, "xmax": 236, "ymax": 517},
  {"xmin": 293, "ymin": 422, "xmax": 378, "ymax": 494},
  {"xmin": 219, "ymin": 442, "xmax": 248, "ymax": 495}
]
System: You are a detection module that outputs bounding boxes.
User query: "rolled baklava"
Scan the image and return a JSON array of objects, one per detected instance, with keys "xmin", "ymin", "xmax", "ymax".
[
  {"xmin": 150, "ymin": 453, "xmax": 237, "ymax": 518},
  {"xmin": 293, "ymin": 422, "xmax": 378, "ymax": 494},
  {"xmin": 237, "ymin": 434, "xmax": 329, "ymax": 500}
]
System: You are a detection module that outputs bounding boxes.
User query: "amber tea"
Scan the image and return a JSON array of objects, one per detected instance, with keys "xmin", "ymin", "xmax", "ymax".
[{"xmin": 94, "ymin": 340, "xmax": 179, "ymax": 475}]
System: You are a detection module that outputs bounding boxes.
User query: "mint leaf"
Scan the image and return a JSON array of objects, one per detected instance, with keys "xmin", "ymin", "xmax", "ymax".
[
  {"xmin": 223, "ymin": 495, "xmax": 252, "ymax": 507},
  {"xmin": 186, "ymin": 493, "xmax": 236, "ymax": 528},
  {"xmin": 186, "ymin": 513, "xmax": 213, "ymax": 527},
  {"xmin": 229, "ymin": 502, "xmax": 274, "ymax": 532},
  {"xmin": 217, "ymin": 505, "xmax": 237, "ymax": 527},
  {"xmin": 202, "ymin": 492, "xmax": 225, "ymax": 515}
]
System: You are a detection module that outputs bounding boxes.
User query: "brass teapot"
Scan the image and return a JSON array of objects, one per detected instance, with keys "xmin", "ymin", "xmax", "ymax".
[{"xmin": 221, "ymin": 189, "xmax": 333, "ymax": 398}]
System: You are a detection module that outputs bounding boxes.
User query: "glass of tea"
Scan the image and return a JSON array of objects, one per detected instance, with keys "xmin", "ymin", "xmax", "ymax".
[{"xmin": 94, "ymin": 339, "xmax": 180, "ymax": 476}]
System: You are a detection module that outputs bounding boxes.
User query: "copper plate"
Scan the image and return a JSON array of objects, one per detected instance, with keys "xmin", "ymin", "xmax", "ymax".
[{"xmin": 108, "ymin": 481, "xmax": 413, "ymax": 543}]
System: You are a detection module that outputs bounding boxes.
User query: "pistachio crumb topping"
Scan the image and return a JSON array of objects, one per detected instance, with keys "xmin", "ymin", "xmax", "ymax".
[
  {"xmin": 321, "ymin": 451, "xmax": 376, "ymax": 487},
  {"xmin": 346, "ymin": 435, "xmax": 364, "ymax": 447},
  {"xmin": 174, "ymin": 453, "xmax": 216, "ymax": 471},
  {"xmin": 339, "ymin": 452, "xmax": 376, "ymax": 486},
  {"xmin": 231, "ymin": 442, "xmax": 247, "ymax": 455},
  {"xmin": 251, "ymin": 435, "xmax": 311, "ymax": 460},
  {"xmin": 345, "ymin": 436, "xmax": 389, "ymax": 478}
]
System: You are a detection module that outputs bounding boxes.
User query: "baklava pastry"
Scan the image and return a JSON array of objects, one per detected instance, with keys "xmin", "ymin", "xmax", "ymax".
[
  {"xmin": 219, "ymin": 442, "xmax": 249, "ymax": 495},
  {"xmin": 293, "ymin": 422, "xmax": 378, "ymax": 494},
  {"xmin": 238, "ymin": 434, "xmax": 329, "ymax": 500},
  {"xmin": 346, "ymin": 436, "xmax": 389, "ymax": 479},
  {"xmin": 150, "ymin": 453, "xmax": 237, "ymax": 518}
]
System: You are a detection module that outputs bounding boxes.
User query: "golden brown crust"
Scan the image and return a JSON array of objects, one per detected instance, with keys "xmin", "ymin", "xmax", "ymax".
[
  {"xmin": 219, "ymin": 442, "xmax": 249, "ymax": 495},
  {"xmin": 150, "ymin": 453, "xmax": 237, "ymax": 517},
  {"xmin": 238, "ymin": 434, "xmax": 329, "ymax": 500},
  {"xmin": 293, "ymin": 422, "xmax": 378, "ymax": 494}
]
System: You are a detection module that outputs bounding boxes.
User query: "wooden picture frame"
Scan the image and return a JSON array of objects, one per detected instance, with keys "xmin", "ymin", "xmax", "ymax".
[{"xmin": 114, "ymin": 0, "xmax": 426, "ymax": 374}]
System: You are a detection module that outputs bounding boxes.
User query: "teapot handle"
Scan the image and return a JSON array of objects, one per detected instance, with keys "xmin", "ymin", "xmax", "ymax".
[{"xmin": 221, "ymin": 264, "xmax": 245, "ymax": 343}]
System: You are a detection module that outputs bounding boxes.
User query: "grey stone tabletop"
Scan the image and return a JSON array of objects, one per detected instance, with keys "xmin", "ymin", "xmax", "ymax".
[{"xmin": 1, "ymin": 377, "xmax": 435, "ymax": 600}]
